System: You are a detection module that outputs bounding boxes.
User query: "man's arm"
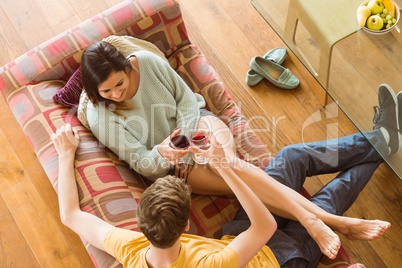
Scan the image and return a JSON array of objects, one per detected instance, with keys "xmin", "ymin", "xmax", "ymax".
[
  {"xmin": 52, "ymin": 124, "xmax": 114, "ymax": 251},
  {"xmin": 190, "ymin": 138, "xmax": 277, "ymax": 268}
]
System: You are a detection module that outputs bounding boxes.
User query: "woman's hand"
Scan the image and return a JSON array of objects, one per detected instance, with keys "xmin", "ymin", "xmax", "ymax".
[
  {"xmin": 51, "ymin": 123, "xmax": 80, "ymax": 158},
  {"xmin": 157, "ymin": 128, "xmax": 189, "ymax": 166}
]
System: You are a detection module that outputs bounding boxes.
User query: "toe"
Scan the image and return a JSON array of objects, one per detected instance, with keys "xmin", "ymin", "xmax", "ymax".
[
  {"xmin": 328, "ymin": 244, "xmax": 340, "ymax": 259},
  {"xmin": 328, "ymin": 251, "xmax": 337, "ymax": 259}
]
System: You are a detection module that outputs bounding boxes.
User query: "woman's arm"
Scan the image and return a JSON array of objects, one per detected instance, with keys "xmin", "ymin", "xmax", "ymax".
[
  {"xmin": 52, "ymin": 124, "xmax": 114, "ymax": 251},
  {"xmin": 87, "ymin": 106, "xmax": 173, "ymax": 180}
]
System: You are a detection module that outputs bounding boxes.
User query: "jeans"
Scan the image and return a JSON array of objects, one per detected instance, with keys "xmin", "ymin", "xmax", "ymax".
[{"xmin": 222, "ymin": 132, "xmax": 383, "ymax": 268}]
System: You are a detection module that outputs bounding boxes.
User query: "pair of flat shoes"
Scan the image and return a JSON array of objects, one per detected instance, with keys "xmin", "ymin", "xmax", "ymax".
[{"xmin": 246, "ymin": 47, "xmax": 299, "ymax": 89}]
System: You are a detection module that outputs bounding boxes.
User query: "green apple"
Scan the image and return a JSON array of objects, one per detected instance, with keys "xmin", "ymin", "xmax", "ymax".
[
  {"xmin": 366, "ymin": 15, "xmax": 384, "ymax": 30},
  {"xmin": 367, "ymin": 0, "xmax": 385, "ymax": 15}
]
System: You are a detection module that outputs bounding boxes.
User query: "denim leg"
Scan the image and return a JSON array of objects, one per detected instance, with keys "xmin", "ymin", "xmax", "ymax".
[
  {"xmin": 265, "ymin": 132, "xmax": 381, "ymax": 193},
  {"xmin": 222, "ymin": 207, "xmax": 313, "ymax": 267},
  {"xmin": 225, "ymin": 163, "xmax": 382, "ymax": 267},
  {"xmin": 274, "ymin": 160, "xmax": 382, "ymax": 268},
  {"xmin": 263, "ymin": 133, "xmax": 382, "ymax": 267},
  {"xmin": 265, "ymin": 132, "xmax": 381, "ymax": 228},
  {"xmin": 363, "ymin": 129, "xmax": 389, "ymax": 157},
  {"xmin": 274, "ymin": 221, "xmax": 318, "ymax": 268},
  {"xmin": 309, "ymin": 160, "xmax": 382, "ymax": 216},
  {"xmin": 225, "ymin": 133, "xmax": 383, "ymax": 267},
  {"xmin": 282, "ymin": 258, "xmax": 309, "ymax": 268},
  {"xmin": 222, "ymin": 207, "xmax": 250, "ymax": 236}
]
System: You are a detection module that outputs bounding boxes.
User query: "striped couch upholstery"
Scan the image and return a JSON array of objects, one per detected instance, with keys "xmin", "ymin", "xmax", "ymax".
[{"xmin": 0, "ymin": 0, "xmax": 357, "ymax": 267}]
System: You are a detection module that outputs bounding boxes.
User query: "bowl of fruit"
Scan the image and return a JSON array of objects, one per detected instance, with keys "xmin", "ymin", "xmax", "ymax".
[{"xmin": 357, "ymin": 0, "xmax": 400, "ymax": 35}]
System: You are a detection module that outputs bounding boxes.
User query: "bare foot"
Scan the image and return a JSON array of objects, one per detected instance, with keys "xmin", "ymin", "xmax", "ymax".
[
  {"xmin": 305, "ymin": 217, "xmax": 341, "ymax": 259},
  {"xmin": 337, "ymin": 217, "xmax": 390, "ymax": 241}
]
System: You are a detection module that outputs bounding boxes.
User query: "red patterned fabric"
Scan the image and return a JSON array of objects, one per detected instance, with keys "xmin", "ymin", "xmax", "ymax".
[{"xmin": 0, "ymin": 0, "xmax": 355, "ymax": 267}]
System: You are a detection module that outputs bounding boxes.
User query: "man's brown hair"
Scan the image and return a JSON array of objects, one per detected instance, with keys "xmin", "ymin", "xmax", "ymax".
[{"xmin": 137, "ymin": 175, "xmax": 191, "ymax": 248}]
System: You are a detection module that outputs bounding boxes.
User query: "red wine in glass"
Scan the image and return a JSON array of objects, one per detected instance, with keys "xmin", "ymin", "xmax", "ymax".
[
  {"xmin": 191, "ymin": 134, "xmax": 209, "ymax": 149},
  {"xmin": 169, "ymin": 127, "xmax": 191, "ymax": 164},
  {"xmin": 171, "ymin": 135, "xmax": 191, "ymax": 149},
  {"xmin": 191, "ymin": 129, "xmax": 210, "ymax": 164}
]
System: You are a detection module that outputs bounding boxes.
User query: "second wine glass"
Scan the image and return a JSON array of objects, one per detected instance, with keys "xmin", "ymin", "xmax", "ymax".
[{"xmin": 191, "ymin": 120, "xmax": 211, "ymax": 164}]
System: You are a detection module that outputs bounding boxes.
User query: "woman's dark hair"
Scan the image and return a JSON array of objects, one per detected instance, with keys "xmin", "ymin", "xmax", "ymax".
[{"xmin": 81, "ymin": 41, "xmax": 133, "ymax": 107}]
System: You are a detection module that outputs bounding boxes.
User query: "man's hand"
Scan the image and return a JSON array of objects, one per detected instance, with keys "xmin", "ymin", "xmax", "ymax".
[
  {"xmin": 189, "ymin": 134, "xmax": 231, "ymax": 169},
  {"xmin": 51, "ymin": 123, "xmax": 80, "ymax": 157}
]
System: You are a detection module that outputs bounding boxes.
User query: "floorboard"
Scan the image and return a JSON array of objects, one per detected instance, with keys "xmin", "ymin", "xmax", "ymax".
[{"xmin": 0, "ymin": 194, "xmax": 41, "ymax": 267}]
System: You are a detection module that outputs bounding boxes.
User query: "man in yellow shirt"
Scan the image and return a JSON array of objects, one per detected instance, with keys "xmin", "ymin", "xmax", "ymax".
[
  {"xmin": 53, "ymin": 124, "xmax": 279, "ymax": 268},
  {"xmin": 103, "ymin": 176, "xmax": 279, "ymax": 268}
]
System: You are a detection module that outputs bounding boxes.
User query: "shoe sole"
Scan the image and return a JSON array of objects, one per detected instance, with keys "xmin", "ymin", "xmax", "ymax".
[{"xmin": 379, "ymin": 84, "xmax": 400, "ymax": 154}]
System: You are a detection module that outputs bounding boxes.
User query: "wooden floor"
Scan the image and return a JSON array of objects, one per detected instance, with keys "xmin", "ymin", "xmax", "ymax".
[
  {"xmin": 0, "ymin": 0, "xmax": 401, "ymax": 267},
  {"xmin": 252, "ymin": 0, "xmax": 402, "ymax": 177}
]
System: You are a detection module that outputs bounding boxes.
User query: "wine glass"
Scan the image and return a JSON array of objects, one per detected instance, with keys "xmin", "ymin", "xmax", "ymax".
[
  {"xmin": 169, "ymin": 127, "xmax": 191, "ymax": 164},
  {"xmin": 190, "ymin": 120, "xmax": 211, "ymax": 164}
]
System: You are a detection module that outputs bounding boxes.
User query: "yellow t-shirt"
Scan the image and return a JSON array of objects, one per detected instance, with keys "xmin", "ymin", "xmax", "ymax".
[{"xmin": 104, "ymin": 228, "xmax": 280, "ymax": 268}]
